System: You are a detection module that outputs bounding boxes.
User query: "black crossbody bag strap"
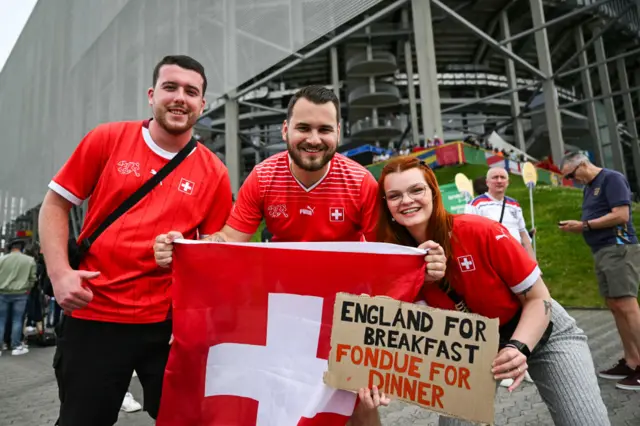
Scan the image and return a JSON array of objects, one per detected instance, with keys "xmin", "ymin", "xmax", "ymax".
[
  {"xmin": 437, "ymin": 278, "xmax": 553, "ymax": 350},
  {"xmin": 78, "ymin": 137, "xmax": 196, "ymax": 252},
  {"xmin": 498, "ymin": 197, "xmax": 507, "ymax": 223}
]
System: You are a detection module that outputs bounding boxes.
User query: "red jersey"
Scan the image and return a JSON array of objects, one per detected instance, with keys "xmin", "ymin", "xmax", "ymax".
[
  {"xmin": 422, "ymin": 215, "xmax": 540, "ymax": 325},
  {"xmin": 50, "ymin": 120, "xmax": 232, "ymax": 324},
  {"xmin": 226, "ymin": 151, "xmax": 378, "ymax": 242}
]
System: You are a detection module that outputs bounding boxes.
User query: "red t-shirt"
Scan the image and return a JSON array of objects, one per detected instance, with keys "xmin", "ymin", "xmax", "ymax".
[
  {"xmin": 422, "ymin": 215, "xmax": 540, "ymax": 325},
  {"xmin": 50, "ymin": 120, "xmax": 233, "ymax": 324},
  {"xmin": 226, "ymin": 151, "xmax": 379, "ymax": 242}
]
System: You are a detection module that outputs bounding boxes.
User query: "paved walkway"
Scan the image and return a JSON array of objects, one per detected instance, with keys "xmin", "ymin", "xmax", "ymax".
[{"xmin": 0, "ymin": 309, "xmax": 638, "ymax": 425}]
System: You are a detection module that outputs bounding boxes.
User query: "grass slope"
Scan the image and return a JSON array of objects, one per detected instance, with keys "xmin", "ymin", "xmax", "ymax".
[{"xmin": 435, "ymin": 164, "xmax": 640, "ymax": 307}]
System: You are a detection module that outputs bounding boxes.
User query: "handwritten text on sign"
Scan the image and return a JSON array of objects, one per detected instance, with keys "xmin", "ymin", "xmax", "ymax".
[{"xmin": 324, "ymin": 294, "xmax": 499, "ymax": 425}]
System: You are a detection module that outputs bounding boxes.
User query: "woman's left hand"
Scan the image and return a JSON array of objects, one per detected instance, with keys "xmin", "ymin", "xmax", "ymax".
[
  {"xmin": 491, "ymin": 346, "xmax": 528, "ymax": 392},
  {"xmin": 418, "ymin": 241, "xmax": 447, "ymax": 281}
]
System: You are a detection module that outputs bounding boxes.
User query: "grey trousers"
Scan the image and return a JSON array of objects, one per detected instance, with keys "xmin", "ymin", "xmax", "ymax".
[{"xmin": 438, "ymin": 300, "xmax": 610, "ymax": 426}]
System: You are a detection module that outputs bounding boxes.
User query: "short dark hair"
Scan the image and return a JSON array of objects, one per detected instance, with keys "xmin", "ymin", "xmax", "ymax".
[
  {"xmin": 152, "ymin": 55, "xmax": 207, "ymax": 94},
  {"xmin": 287, "ymin": 85, "xmax": 341, "ymax": 124}
]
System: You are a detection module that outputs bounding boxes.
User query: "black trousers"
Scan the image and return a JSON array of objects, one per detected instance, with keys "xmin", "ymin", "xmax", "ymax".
[{"xmin": 54, "ymin": 316, "xmax": 172, "ymax": 426}]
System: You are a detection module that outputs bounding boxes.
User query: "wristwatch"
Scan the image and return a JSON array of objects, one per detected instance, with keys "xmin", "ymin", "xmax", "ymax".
[
  {"xmin": 506, "ymin": 339, "xmax": 531, "ymax": 358},
  {"xmin": 582, "ymin": 220, "xmax": 591, "ymax": 231}
]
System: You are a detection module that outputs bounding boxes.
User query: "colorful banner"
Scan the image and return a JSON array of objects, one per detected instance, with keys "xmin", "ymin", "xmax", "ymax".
[{"xmin": 158, "ymin": 241, "xmax": 427, "ymax": 426}]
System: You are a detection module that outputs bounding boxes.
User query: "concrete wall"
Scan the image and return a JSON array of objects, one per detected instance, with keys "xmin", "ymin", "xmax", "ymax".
[{"xmin": 0, "ymin": 0, "xmax": 382, "ymax": 223}]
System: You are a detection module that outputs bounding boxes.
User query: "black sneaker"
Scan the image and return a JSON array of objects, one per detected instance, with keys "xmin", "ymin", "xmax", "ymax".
[
  {"xmin": 599, "ymin": 359, "xmax": 635, "ymax": 380},
  {"xmin": 615, "ymin": 367, "xmax": 640, "ymax": 391}
]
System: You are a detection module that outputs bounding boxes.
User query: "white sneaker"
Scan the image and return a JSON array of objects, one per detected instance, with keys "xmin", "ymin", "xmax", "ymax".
[
  {"xmin": 121, "ymin": 392, "xmax": 142, "ymax": 413},
  {"xmin": 24, "ymin": 326, "xmax": 37, "ymax": 335},
  {"xmin": 523, "ymin": 371, "xmax": 533, "ymax": 383},
  {"xmin": 499, "ymin": 378, "xmax": 514, "ymax": 388},
  {"xmin": 11, "ymin": 345, "xmax": 29, "ymax": 356}
]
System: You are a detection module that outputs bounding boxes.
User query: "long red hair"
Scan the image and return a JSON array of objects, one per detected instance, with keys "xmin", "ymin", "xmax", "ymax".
[{"xmin": 376, "ymin": 156, "xmax": 454, "ymax": 260}]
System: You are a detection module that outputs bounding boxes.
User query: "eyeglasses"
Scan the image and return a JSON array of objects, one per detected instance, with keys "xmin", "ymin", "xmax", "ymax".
[
  {"xmin": 564, "ymin": 163, "xmax": 582, "ymax": 180},
  {"xmin": 384, "ymin": 184, "xmax": 428, "ymax": 206}
]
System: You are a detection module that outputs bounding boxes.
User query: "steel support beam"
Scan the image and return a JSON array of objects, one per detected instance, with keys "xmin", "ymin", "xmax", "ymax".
[
  {"xmin": 239, "ymin": 101, "xmax": 286, "ymax": 115},
  {"xmin": 472, "ymin": 0, "xmax": 520, "ymax": 64},
  {"xmin": 441, "ymin": 82, "xmax": 539, "ymax": 113},
  {"xmin": 431, "ymin": 0, "xmax": 546, "ymax": 79},
  {"xmin": 558, "ymin": 46, "xmax": 640, "ymax": 79},
  {"xmin": 617, "ymin": 57, "xmax": 640, "ymax": 190},
  {"xmin": 500, "ymin": 11, "xmax": 525, "ymax": 150},
  {"xmin": 225, "ymin": 98, "xmax": 241, "ymax": 194},
  {"xmin": 412, "ymin": 0, "xmax": 443, "ymax": 138},
  {"xmin": 224, "ymin": 0, "xmax": 238, "ymax": 91},
  {"xmin": 560, "ymin": 86, "xmax": 640, "ymax": 109},
  {"xmin": 529, "ymin": 0, "xmax": 564, "ymax": 164},
  {"xmin": 575, "ymin": 26, "xmax": 604, "ymax": 167},
  {"xmin": 232, "ymin": 0, "xmax": 408, "ymax": 100},
  {"xmin": 402, "ymin": 7, "xmax": 420, "ymax": 145},
  {"xmin": 553, "ymin": 3, "xmax": 634, "ymax": 77},
  {"xmin": 499, "ymin": 0, "xmax": 613, "ymax": 46},
  {"xmin": 594, "ymin": 36, "xmax": 625, "ymax": 173},
  {"xmin": 330, "ymin": 47, "xmax": 340, "ymax": 102}
]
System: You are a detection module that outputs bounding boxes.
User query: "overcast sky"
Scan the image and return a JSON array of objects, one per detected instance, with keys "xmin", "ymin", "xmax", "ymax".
[{"xmin": 0, "ymin": 0, "xmax": 38, "ymax": 73}]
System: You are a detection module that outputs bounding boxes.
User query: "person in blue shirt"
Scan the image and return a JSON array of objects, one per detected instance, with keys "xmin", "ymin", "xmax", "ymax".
[{"xmin": 559, "ymin": 151, "xmax": 640, "ymax": 391}]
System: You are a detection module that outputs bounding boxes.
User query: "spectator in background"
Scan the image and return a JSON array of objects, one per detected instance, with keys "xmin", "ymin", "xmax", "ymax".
[
  {"xmin": 0, "ymin": 238, "xmax": 37, "ymax": 356},
  {"xmin": 559, "ymin": 151, "xmax": 640, "ymax": 391},
  {"xmin": 465, "ymin": 167, "xmax": 536, "ymax": 388}
]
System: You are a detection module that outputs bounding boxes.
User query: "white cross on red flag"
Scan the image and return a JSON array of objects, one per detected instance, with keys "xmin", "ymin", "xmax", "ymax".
[{"xmin": 157, "ymin": 241, "xmax": 426, "ymax": 426}]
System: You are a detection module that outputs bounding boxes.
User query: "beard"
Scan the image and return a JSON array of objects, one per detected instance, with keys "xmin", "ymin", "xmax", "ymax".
[
  {"xmin": 286, "ymin": 134, "xmax": 336, "ymax": 172},
  {"xmin": 153, "ymin": 104, "xmax": 197, "ymax": 135}
]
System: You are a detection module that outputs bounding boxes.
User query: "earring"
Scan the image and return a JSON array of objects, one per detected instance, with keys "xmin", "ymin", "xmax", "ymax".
[{"xmin": 391, "ymin": 217, "xmax": 396, "ymax": 222}]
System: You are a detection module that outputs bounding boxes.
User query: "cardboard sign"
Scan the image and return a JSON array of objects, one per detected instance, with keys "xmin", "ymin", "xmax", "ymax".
[
  {"xmin": 522, "ymin": 162, "xmax": 537, "ymax": 189},
  {"xmin": 324, "ymin": 294, "xmax": 499, "ymax": 425},
  {"xmin": 454, "ymin": 172, "xmax": 474, "ymax": 201}
]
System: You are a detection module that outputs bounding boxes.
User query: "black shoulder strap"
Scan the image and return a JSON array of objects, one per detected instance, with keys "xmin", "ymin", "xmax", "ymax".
[
  {"xmin": 498, "ymin": 197, "xmax": 507, "ymax": 223},
  {"xmin": 80, "ymin": 137, "xmax": 197, "ymax": 251},
  {"xmin": 438, "ymin": 279, "xmax": 471, "ymax": 313}
]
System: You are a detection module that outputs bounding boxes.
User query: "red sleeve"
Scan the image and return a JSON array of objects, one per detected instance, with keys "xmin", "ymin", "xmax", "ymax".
[
  {"xmin": 49, "ymin": 124, "xmax": 111, "ymax": 205},
  {"xmin": 225, "ymin": 168, "xmax": 263, "ymax": 234},
  {"xmin": 360, "ymin": 172, "xmax": 379, "ymax": 242},
  {"xmin": 199, "ymin": 168, "xmax": 233, "ymax": 237},
  {"xmin": 485, "ymin": 221, "xmax": 541, "ymax": 294}
]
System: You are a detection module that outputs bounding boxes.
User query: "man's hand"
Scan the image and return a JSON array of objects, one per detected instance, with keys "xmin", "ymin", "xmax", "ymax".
[
  {"xmin": 348, "ymin": 386, "xmax": 390, "ymax": 426},
  {"xmin": 558, "ymin": 220, "xmax": 582, "ymax": 233},
  {"xmin": 418, "ymin": 241, "xmax": 447, "ymax": 281},
  {"xmin": 154, "ymin": 231, "xmax": 184, "ymax": 268},
  {"xmin": 51, "ymin": 269, "xmax": 99, "ymax": 311},
  {"xmin": 204, "ymin": 231, "xmax": 227, "ymax": 243}
]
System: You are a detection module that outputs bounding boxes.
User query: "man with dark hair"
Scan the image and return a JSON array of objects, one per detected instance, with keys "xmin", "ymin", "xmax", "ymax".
[
  {"xmin": 39, "ymin": 54, "xmax": 233, "ymax": 425},
  {"xmin": 154, "ymin": 84, "xmax": 448, "ymax": 424},
  {"xmin": 559, "ymin": 151, "xmax": 640, "ymax": 391}
]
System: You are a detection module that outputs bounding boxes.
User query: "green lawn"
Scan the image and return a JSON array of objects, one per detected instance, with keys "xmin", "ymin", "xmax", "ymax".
[
  {"xmin": 249, "ymin": 162, "xmax": 639, "ymax": 307},
  {"xmin": 434, "ymin": 164, "xmax": 640, "ymax": 308}
]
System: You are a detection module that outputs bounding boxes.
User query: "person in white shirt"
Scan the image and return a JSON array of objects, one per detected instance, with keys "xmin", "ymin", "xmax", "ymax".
[
  {"xmin": 465, "ymin": 167, "xmax": 535, "ymax": 259},
  {"xmin": 465, "ymin": 167, "xmax": 535, "ymax": 388}
]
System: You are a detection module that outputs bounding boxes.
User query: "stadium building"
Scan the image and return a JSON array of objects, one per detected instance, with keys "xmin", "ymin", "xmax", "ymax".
[{"xmin": 0, "ymin": 0, "xmax": 639, "ymax": 244}]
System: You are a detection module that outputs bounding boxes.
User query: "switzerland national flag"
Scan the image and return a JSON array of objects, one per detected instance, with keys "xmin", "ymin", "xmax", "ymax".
[{"xmin": 157, "ymin": 241, "xmax": 426, "ymax": 426}]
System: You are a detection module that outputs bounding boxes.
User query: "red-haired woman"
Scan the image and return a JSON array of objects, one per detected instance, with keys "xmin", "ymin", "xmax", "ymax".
[{"xmin": 377, "ymin": 156, "xmax": 609, "ymax": 426}]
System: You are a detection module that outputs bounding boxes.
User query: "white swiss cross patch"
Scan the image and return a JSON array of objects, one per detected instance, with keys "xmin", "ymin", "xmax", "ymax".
[
  {"xmin": 178, "ymin": 178, "xmax": 195, "ymax": 195},
  {"xmin": 329, "ymin": 207, "xmax": 344, "ymax": 222},
  {"xmin": 457, "ymin": 255, "xmax": 475, "ymax": 272}
]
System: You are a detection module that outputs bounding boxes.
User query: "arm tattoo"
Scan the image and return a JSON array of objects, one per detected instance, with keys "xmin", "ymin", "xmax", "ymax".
[
  {"xmin": 212, "ymin": 234, "xmax": 226, "ymax": 243},
  {"xmin": 519, "ymin": 287, "xmax": 532, "ymax": 299},
  {"xmin": 543, "ymin": 300, "xmax": 552, "ymax": 316}
]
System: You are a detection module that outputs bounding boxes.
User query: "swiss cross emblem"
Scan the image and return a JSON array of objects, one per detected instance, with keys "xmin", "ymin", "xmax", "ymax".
[
  {"xmin": 329, "ymin": 207, "xmax": 344, "ymax": 222},
  {"xmin": 457, "ymin": 255, "xmax": 475, "ymax": 272},
  {"xmin": 178, "ymin": 178, "xmax": 195, "ymax": 195}
]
